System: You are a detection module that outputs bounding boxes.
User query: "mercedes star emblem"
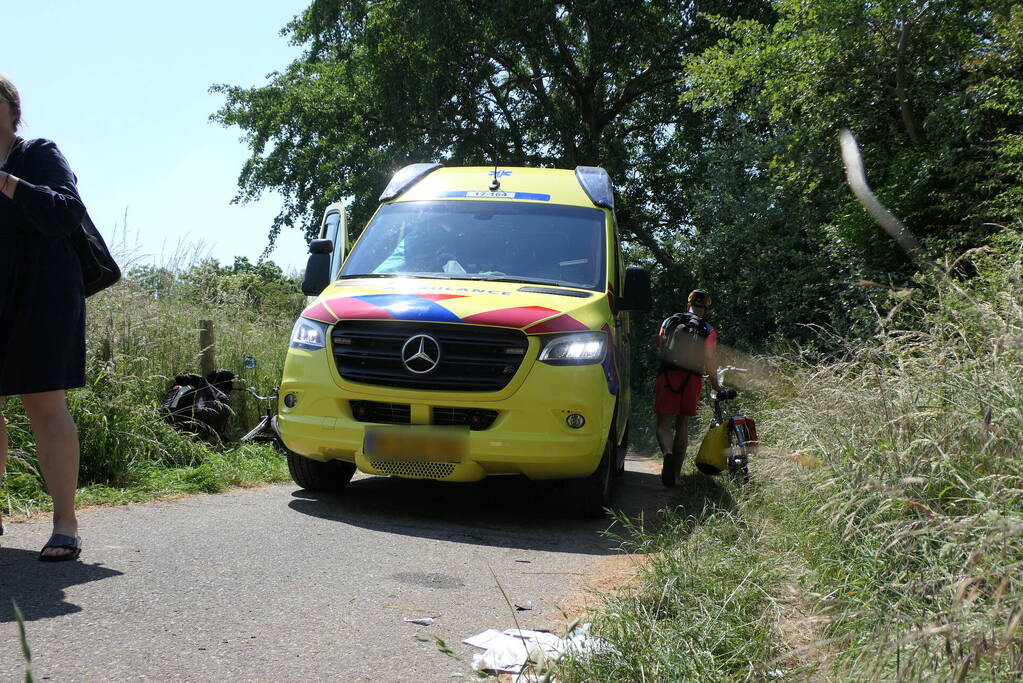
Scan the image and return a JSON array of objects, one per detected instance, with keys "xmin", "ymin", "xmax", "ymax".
[{"xmin": 401, "ymin": 334, "xmax": 441, "ymax": 374}]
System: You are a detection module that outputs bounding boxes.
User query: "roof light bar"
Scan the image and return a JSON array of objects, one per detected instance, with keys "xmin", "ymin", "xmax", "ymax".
[
  {"xmin": 379, "ymin": 163, "xmax": 443, "ymax": 202},
  {"xmin": 574, "ymin": 166, "xmax": 614, "ymax": 210}
]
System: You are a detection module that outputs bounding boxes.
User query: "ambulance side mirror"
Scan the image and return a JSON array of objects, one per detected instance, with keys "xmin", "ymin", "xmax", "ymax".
[
  {"xmin": 301, "ymin": 239, "xmax": 334, "ymax": 296},
  {"xmin": 620, "ymin": 266, "xmax": 651, "ymax": 312}
]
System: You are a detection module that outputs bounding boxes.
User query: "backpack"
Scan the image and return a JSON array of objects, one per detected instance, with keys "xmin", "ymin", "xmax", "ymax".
[
  {"xmin": 658, "ymin": 311, "xmax": 711, "ymax": 374},
  {"xmin": 159, "ymin": 370, "xmax": 235, "ymax": 441}
]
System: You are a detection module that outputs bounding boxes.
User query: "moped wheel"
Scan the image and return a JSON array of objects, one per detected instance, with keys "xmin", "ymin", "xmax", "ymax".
[
  {"xmin": 728, "ymin": 462, "xmax": 750, "ymax": 486},
  {"xmin": 727, "ymin": 426, "xmax": 751, "ymax": 486}
]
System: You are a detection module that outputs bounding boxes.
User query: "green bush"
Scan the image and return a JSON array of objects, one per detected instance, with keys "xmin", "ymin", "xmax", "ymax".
[{"xmin": 1, "ymin": 266, "xmax": 296, "ymax": 517}]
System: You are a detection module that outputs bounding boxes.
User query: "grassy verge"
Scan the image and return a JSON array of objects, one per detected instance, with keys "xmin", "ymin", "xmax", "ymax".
[
  {"xmin": 557, "ymin": 475, "xmax": 783, "ymax": 681},
  {"xmin": 562, "ymin": 234, "xmax": 1022, "ymax": 681},
  {"xmin": 2, "ymin": 275, "xmax": 297, "ymax": 519},
  {"xmin": 753, "ymin": 233, "xmax": 1023, "ymax": 679}
]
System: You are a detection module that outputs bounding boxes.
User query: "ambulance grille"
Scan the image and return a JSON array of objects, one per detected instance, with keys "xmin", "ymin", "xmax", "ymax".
[
  {"xmin": 370, "ymin": 460, "xmax": 457, "ymax": 479},
  {"xmin": 432, "ymin": 407, "xmax": 499, "ymax": 430},
  {"xmin": 332, "ymin": 321, "xmax": 528, "ymax": 391},
  {"xmin": 350, "ymin": 400, "xmax": 411, "ymax": 425}
]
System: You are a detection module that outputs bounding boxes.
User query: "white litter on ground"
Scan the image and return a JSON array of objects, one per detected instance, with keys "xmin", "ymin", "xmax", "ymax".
[
  {"xmin": 464, "ymin": 624, "xmax": 608, "ymax": 679},
  {"xmin": 403, "ymin": 616, "xmax": 435, "ymax": 626}
]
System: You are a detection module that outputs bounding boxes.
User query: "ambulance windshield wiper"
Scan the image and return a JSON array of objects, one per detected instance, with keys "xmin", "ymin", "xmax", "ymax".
[
  {"xmin": 338, "ymin": 273, "xmax": 456, "ymax": 280},
  {"xmin": 463, "ymin": 275, "xmax": 567, "ymax": 287}
]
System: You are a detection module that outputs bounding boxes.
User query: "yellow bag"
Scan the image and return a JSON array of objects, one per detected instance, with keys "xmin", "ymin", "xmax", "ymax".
[{"xmin": 695, "ymin": 421, "xmax": 729, "ymax": 475}]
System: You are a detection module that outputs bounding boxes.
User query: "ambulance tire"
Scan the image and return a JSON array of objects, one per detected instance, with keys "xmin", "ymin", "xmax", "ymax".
[
  {"xmin": 614, "ymin": 423, "xmax": 629, "ymax": 477},
  {"xmin": 287, "ymin": 450, "xmax": 357, "ymax": 492},
  {"xmin": 578, "ymin": 436, "xmax": 614, "ymax": 519}
]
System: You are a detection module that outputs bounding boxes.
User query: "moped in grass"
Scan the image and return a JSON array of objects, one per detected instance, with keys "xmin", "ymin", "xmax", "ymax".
[{"xmin": 695, "ymin": 366, "xmax": 759, "ymax": 484}]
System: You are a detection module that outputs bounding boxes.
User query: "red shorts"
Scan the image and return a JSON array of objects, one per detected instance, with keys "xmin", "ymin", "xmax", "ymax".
[{"xmin": 654, "ymin": 370, "xmax": 703, "ymax": 416}]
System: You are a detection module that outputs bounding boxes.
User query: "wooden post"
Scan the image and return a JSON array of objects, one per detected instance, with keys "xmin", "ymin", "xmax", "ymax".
[
  {"xmin": 99, "ymin": 312, "xmax": 114, "ymax": 364},
  {"xmin": 99, "ymin": 338, "xmax": 112, "ymax": 364},
  {"xmin": 199, "ymin": 319, "xmax": 215, "ymax": 376}
]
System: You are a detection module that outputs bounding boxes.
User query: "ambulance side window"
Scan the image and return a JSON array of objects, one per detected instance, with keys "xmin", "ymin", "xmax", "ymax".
[
  {"xmin": 323, "ymin": 212, "xmax": 343, "ymax": 277},
  {"xmin": 613, "ymin": 226, "xmax": 622, "ymax": 295}
]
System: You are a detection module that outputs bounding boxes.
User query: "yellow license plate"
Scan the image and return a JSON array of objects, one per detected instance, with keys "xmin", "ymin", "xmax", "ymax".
[{"xmin": 363, "ymin": 426, "xmax": 468, "ymax": 463}]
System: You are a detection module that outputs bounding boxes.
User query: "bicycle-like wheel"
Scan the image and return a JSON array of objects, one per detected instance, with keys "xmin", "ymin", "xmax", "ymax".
[{"xmin": 727, "ymin": 420, "xmax": 752, "ymax": 485}]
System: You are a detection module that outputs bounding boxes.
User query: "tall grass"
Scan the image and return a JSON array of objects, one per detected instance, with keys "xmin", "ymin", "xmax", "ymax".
[
  {"xmin": 2, "ymin": 267, "xmax": 300, "ymax": 517},
  {"xmin": 560, "ymin": 232, "xmax": 1021, "ymax": 681},
  {"xmin": 754, "ymin": 230, "xmax": 1023, "ymax": 679}
]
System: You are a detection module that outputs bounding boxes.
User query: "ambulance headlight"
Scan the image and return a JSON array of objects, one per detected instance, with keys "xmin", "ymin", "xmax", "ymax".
[
  {"xmin": 290, "ymin": 318, "xmax": 329, "ymax": 351},
  {"xmin": 538, "ymin": 332, "xmax": 607, "ymax": 365}
]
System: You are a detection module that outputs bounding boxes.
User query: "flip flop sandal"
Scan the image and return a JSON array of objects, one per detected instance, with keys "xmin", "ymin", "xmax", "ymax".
[{"xmin": 39, "ymin": 534, "xmax": 82, "ymax": 562}]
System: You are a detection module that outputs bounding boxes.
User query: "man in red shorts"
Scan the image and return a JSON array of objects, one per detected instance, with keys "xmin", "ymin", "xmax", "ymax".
[{"xmin": 655, "ymin": 289, "xmax": 724, "ymax": 487}]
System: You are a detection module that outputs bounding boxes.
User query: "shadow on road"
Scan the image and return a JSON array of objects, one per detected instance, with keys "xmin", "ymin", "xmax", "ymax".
[
  {"xmin": 287, "ymin": 454, "xmax": 714, "ymax": 555},
  {"xmin": 672, "ymin": 471, "xmax": 737, "ymax": 519},
  {"xmin": 0, "ymin": 547, "xmax": 122, "ymax": 623}
]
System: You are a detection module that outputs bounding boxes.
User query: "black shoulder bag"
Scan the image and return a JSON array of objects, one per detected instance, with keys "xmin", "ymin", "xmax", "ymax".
[
  {"xmin": 7, "ymin": 137, "xmax": 121, "ymax": 297},
  {"xmin": 70, "ymin": 211, "xmax": 121, "ymax": 297}
]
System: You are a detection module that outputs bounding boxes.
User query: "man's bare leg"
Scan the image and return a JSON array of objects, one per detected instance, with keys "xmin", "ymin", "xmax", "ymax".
[
  {"xmin": 656, "ymin": 412, "xmax": 676, "ymax": 457},
  {"xmin": 672, "ymin": 415, "xmax": 690, "ymax": 479},
  {"xmin": 658, "ymin": 412, "xmax": 683, "ymax": 486}
]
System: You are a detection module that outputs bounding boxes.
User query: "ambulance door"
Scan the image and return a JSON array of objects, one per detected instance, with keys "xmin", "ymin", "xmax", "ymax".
[{"xmin": 613, "ymin": 227, "xmax": 632, "ymax": 442}]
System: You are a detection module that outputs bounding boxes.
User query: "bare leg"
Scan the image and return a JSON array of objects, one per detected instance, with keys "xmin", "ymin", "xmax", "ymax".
[
  {"xmin": 656, "ymin": 413, "xmax": 676, "ymax": 456},
  {"xmin": 22, "ymin": 391, "xmax": 80, "ymax": 558},
  {"xmin": 672, "ymin": 416, "xmax": 690, "ymax": 478}
]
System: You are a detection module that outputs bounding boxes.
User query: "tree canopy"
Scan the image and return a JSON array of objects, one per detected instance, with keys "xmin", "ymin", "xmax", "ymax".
[
  {"xmin": 214, "ymin": 0, "xmax": 1023, "ymax": 352},
  {"xmin": 212, "ymin": 0, "xmax": 772, "ymax": 269}
]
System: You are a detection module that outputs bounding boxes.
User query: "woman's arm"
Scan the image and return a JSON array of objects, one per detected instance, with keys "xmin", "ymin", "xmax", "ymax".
[
  {"xmin": 0, "ymin": 169, "xmax": 17, "ymax": 199},
  {"xmin": 0, "ymin": 140, "xmax": 85, "ymax": 238}
]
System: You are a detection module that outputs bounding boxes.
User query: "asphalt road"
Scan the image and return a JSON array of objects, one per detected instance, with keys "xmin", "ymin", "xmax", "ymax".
[{"xmin": 0, "ymin": 454, "xmax": 678, "ymax": 682}]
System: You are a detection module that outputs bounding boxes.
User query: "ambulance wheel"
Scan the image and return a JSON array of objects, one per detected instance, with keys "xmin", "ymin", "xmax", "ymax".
[
  {"xmin": 287, "ymin": 451, "xmax": 357, "ymax": 492},
  {"xmin": 578, "ymin": 436, "xmax": 614, "ymax": 518},
  {"xmin": 614, "ymin": 423, "xmax": 629, "ymax": 477}
]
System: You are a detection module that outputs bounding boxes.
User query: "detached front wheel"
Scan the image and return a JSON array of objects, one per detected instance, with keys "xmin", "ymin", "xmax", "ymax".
[{"xmin": 286, "ymin": 450, "xmax": 357, "ymax": 492}]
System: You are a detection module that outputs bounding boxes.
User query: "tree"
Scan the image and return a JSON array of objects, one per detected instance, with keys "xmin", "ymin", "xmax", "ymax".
[
  {"xmin": 212, "ymin": 0, "xmax": 772, "ymax": 268},
  {"xmin": 686, "ymin": 0, "xmax": 1021, "ymax": 277}
]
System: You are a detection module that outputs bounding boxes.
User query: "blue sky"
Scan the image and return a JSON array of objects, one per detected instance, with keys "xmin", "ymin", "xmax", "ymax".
[{"xmin": 5, "ymin": 1, "xmax": 315, "ymax": 274}]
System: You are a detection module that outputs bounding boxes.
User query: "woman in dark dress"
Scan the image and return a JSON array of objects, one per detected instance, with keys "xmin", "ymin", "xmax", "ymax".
[{"xmin": 0, "ymin": 75, "xmax": 86, "ymax": 561}]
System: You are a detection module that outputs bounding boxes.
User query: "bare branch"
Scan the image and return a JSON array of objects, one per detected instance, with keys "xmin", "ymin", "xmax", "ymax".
[
  {"xmin": 895, "ymin": 18, "xmax": 923, "ymax": 144},
  {"xmin": 840, "ymin": 129, "xmax": 934, "ymax": 273}
]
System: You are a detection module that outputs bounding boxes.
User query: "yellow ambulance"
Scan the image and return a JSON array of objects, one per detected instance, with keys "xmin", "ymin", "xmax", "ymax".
[{"xmin": 277, "ymin": 164, "xmax": 650, "ymax": 516}]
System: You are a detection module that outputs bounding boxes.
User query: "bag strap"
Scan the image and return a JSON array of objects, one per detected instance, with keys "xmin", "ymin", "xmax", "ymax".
[{"xmin": 662, "ymin": 369, "xmax": 694, "ymax": 395}]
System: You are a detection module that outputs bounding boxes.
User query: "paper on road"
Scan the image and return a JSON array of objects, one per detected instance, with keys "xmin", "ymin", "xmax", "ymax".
[{"xmin": 464, "ymin": 624, "xmax": 608, "ymax": 678}]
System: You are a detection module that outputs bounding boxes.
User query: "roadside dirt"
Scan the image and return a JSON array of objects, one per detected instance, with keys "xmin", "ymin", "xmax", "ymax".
[{"xmin": 553, "ymin": 453, "xmax": 659, "ymax": 628}]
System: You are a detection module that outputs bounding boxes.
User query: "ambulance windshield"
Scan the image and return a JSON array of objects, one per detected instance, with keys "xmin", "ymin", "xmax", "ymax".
[{"xmin": 340, "ymin": 201, "xmax": 607, "ymax": 291}]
